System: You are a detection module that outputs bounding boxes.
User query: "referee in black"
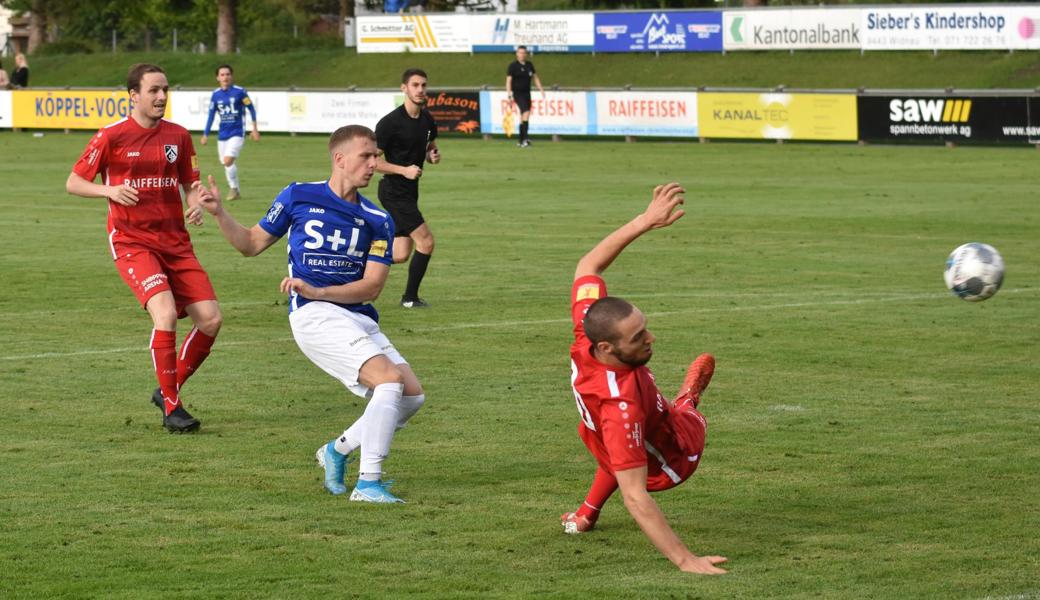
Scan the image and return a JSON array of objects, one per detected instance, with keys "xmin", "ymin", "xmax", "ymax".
[
  {"xmin": 375, "ymin": 68, "xmax": 441, "ymax": 308},
  {"xmin": 505, "ymin": 45, "xmax": 545, "ymax": 148}
]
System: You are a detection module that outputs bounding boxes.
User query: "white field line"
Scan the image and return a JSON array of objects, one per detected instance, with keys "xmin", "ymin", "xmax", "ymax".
[{"xmin": 2, "ymin": 288, "xmax": 1035, "ymax": 362}]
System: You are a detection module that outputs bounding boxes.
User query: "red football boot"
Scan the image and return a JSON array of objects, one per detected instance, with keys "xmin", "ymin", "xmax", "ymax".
[{"xmin": 674, "ymin": 353, "xmax": 715, "ymax": 409}]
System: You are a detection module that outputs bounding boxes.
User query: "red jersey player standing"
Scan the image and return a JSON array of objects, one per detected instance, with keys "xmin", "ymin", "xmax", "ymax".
[
  {"xmin": 65, "ymin": 63, "xmax": 222, "ymax": 433},
  {"xmin": 562, "ymin": 182, "xmax": 728, "ymax": 575}
]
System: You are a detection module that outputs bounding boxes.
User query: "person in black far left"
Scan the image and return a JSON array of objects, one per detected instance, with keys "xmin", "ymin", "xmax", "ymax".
[{"xmin": 374, "ymin": 68, "xmax": 441, "ymax": 309}]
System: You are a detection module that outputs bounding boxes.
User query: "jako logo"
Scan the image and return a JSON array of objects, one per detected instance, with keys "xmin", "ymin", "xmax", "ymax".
[
  {"xmin": 889, "ymin": 98, "xmax": 972, "ymax": 123},
  {"xmin": 492, "ymin": 18, "xmax": 510, "ymax": 44}
]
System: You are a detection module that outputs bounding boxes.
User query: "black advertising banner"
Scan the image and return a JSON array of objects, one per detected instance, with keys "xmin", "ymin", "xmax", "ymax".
[
  {"xmin": 858, "ymin": 95, "xmax": 1040, "ymax": 144},
  {"xmin": 426, "ymin": 91, "xmax": 481, "ymax": 135}
]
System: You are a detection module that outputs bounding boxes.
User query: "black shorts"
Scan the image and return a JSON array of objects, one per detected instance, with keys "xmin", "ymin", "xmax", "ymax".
[
  {"xmin": 513, "ymin": 91, "xmax": 532, "ymax": 114},
  {"xmin": 378, "ymin": 180, "xmax": 424, "ymax": 237}
]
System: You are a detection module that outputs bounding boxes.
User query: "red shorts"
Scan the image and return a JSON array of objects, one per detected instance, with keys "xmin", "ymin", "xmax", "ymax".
[
  {"xmin": 646, "ymin": 406, "xmax": 707, "ymax": 492},
  {"xmin": 579, "ymin": 406, "xmax": 706, "ymax": 493},
  {"xmin": 113, "ymin": 243, "xmax": 217, "ymax": 318}
]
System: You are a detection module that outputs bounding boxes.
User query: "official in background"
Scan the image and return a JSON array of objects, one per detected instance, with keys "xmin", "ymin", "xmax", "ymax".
[
  {"xmin": 505, "ymin": 46, "xmax": 544, "ymax": 148},
  {"xmin": 375, "ymin": 68, "xmax": 441, "ymax": 309}
]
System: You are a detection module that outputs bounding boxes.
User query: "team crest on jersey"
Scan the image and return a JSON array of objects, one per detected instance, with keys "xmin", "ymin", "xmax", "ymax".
[
  {"xmin": 164, "ymin": 144, "xmax": 178, "ymax": 163},
  {"xmin": 266, "ymin": 201, "xmax": 284, "ymax": 224},
  {"xmin": 576, "ymin": 284, "xmax": 601, "ymax": 301}
]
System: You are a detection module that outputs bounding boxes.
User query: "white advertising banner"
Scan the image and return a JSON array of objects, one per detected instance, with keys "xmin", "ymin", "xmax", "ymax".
[
  {"xmin": 724, "ymin": 8, "xmax": 861, "ymax": 50},
  {"xmin": 169, "ymin": 90, "xmax": 290, "ymax": 134},
  {"xmin": 480, "ymin": 90, "xmax": 591, "ymax": 135},
  {"xmin": 862, "ymin": 5, "xmax": 1040, "ymax": 50},
  {"xmin": 593, "ymin": 91, "xmax": 698, "ymax": 137},
  {"xmin": 0, "ymin": 90, "xmax": 12, "ymax": 129},
  {"xmin": 471, "ymin": 13, "xmax": 595, "ymax": 53},
  {"xmin": 286, "ymin": 92, "xmax": 400, "ymax": 133},
  {"xmin": 357, "ymin": 14, "xmax": 471, "ymax": 53}
]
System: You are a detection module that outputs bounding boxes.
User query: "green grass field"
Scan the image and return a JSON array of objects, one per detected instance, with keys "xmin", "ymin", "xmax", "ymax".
[
  {"xmin": 27, "ymin": 49, "xmax": 1040, "ymax": 90},
  {"xmin": 1, "ymin": 131, "xmax": 1038, "ymax": 599}
]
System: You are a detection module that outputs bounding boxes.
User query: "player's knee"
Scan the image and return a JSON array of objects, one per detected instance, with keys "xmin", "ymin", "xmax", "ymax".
[
  {"xmin": 223, "ymin": 157, "xmax": 235, "ymax": 167},
  {"xmin": 416, "ymin": 237, "xmax": 434, "ymax": 255},
  {"xmin": 198, "ymin": 311, "xmax": 223, "ymax": 336}
]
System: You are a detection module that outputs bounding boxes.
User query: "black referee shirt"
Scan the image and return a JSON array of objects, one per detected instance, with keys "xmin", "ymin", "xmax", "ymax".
[
  {"xmin": 375, "ymin": 104, "xmax": 438, "ymax": 198},
  {"xmin": 507, "ymin": 60, "xmax": 536, "ymax": 93}
]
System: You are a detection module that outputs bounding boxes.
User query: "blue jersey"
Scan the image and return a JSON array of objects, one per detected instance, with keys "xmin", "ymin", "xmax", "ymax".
[
  {"xmin": 204, "ymin": 85, "xmax": 256, "ymax": 141},
  {"xmin": 258, "ymin": 181, "xmax": 395, "ymax": 321}
]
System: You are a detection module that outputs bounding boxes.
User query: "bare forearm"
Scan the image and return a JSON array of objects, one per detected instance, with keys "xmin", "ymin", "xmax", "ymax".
[
  {"xmin": 304, "ymin": 280, "xmax": 383, "ymax": 304},
  {"xmin": 623, "ymin": 492, "xmax": 695, "ymax": 568},
  {"xmin": 212, "ymin": 208, "xmax": 264, "ymax": 256},
  {"xmin": 375, "ymin": 157, "xmax": 407, "ymax": 176},
  {"xmin": 575, "ymin": 215, "xmax": 652, "ymax": 279},
  {"xmin": 65, "ymin": 172, "xmax": 108, "ymax": 198}
]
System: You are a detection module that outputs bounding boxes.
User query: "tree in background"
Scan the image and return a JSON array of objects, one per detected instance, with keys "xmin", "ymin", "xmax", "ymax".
[{"xmin": 217, "ymin": 0, "xmax": 236, "ymax": 53}]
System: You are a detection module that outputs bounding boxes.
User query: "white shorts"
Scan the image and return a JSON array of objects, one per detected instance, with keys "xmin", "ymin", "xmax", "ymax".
[
  {"xmin": 217, "ymin": 136, "xmax": 245, "ymax": 160},
  {"xmin": 288, "ymin": 301, "xmax": 406, "ymax": 398}
]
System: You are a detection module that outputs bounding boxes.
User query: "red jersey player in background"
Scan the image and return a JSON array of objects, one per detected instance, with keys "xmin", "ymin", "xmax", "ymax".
[
  {"xmin": 65, "ymin": 63, "xmax": 222, "ymax": 433},
  {"xmin": 562, "ymin": 182, "xmax": 728, "ymax": 575}
]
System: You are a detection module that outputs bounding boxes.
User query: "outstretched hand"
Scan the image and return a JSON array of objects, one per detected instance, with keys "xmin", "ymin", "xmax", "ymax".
[
  {"xmin": 196, "ymin": 175, "xmax": 224, "ymax": 216},
  {"xmin": 640, "ymin": 182, "xmax": 685, "ymax": 231},
  {"xmin": 679, "ymin": 555, "xmax": 728, "ymax": 575}
]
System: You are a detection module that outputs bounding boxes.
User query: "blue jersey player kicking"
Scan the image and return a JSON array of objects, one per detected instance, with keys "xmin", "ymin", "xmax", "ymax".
[
  {"xmin": 198, "ymin": 125, "xmax": 424, "ymax": 503},
  {"xmin": 201, "ymin": 64, "xmax": 259, "ymax": 201}
]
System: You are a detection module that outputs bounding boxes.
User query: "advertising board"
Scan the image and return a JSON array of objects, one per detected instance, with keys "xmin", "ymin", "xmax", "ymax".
[
  {"xmin": 858, "ymin": 95, "xmax": 1040, "ymax": 143},
  {"xmin": 862, "ymin": 5, "xmax": 1040, "ymax": 50},
  {"xmin": 593, "ymin": 91, "xmax": 698, "ymax": 137},
  {"xmin": 699, "ymin": 92, "xmax": 857, "ymax": 141},
  {"xmin": 286, "ymin": 92, "xmax": 400, "ymax": 133},
  {"xmin": 594, "ymin": 11, "xmax": 722, "ymax": 53},
  {"xmin": 479, "ymin": 90, "xmax": 591, "ymax": 135},
  {"xmin": 10, "ymin": 89, "xmax": 168, "ymax": 129},
  {"xmin": 0, "ymin": 91, "xmax": 11, "ymax": 128},
  {"xmin": 471, "ymin": 13, "xmax": 594, "ymax": 53},
  {"xmin": 425, "ymin": 91, "xmax": 481, "ymax": 135},
  {"xmin": 724, "ymin": 9, "xmax": 861, "ymax": 50},
  {"xmin": 357, "ymin": 14, "xmax": 471, "ymax": 53}
]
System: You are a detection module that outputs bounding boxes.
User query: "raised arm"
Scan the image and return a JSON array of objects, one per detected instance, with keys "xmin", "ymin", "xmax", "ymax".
[
  {"xmin": 615, "ymin": 467, "xmax": 727, "ymax": 574},
  {"xmin": 574, "ymin": 182, "xmax": 685, "ymax": 280},
  {"xmin": 197, "ymin": 175, "xmax": 279, "ymax": 256}
]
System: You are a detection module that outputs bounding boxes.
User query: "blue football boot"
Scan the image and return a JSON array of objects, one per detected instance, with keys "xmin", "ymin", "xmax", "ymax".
[
  {"xmin": 315, "ymin": 441, "xmax": 350, "ymax": 496},
  {"xmin": 349, "ymin": 479, "xmax": 405, "ymax": 504}
]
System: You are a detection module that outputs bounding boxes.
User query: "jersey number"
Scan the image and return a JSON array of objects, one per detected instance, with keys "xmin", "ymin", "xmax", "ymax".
[
  {"xmin": 571, "ymin": 360, "xmax": 596, "ymax": 431},
  {"xmin": 303, "ymin": 219, "xmax": 364, "ymax": 257}
]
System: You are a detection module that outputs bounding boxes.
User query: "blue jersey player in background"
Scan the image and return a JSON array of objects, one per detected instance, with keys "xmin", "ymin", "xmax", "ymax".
[
  {"xmin": 201, "ymin": 64, "xmax": 259, "ymax": 201},
  {"xmin": 198, "ymin": 124, "xmax": 426, "ymax": 504}
]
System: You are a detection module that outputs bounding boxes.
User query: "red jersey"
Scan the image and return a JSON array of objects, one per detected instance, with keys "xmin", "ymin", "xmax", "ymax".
[
  {"xmin": 570, "ymin": 275, "xmax": 697, "ymax": 488},
  {"xmin": 73, "ymin": 117, "xmax": 200, "ymax": 255}
]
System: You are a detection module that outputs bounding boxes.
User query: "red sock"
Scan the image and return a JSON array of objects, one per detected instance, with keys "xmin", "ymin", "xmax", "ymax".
[
  {"xmin": 177, "ymin": 326, "xmax": 216, "ymax": 389},
  {"xmin": 577, "ymin": 466, "xmax": 619, "ymax": 524},
  {"xmin": 150, "ymin": 329, "xmax": 179, "ymax": 416}
]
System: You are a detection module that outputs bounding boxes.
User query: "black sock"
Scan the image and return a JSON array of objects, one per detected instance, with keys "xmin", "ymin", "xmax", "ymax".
[
  {"xmin": 520, "ymin": 121, "xmax": 529, "ymax": 141},
  {"xmin": 404, "ymin": 251, "xmax": 432, "ymax": 301}
]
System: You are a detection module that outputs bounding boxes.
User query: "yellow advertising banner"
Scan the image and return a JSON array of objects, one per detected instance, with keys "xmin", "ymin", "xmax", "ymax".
[
  {"xmin": 698, "ymin": 93, "xmax": 857, "ymax": 141},
  {"xmin": 12, "ymin": 89, "xmax": 171, "ymax": 129}
]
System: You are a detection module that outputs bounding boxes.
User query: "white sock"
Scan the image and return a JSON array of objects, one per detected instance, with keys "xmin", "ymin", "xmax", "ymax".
[
  {"xmin": 395, "ymin": 394, "xmax": 425, "ymax": 430},
  {"xmin": 224, "ymin": 163, "xmax": 238, "ymax": 189},
  {"xmin": 356, "ymin": 382, "xmax": 404, "ymax": 480}
]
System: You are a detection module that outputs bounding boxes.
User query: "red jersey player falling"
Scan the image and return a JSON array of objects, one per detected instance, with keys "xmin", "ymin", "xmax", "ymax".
[
  {"xmin": 562, "ymin": 182, "xmax": 728, "ymax": 575},
  {"xmin": 66, "ymin": 63, "xmax": 223, "ymax": 433}
]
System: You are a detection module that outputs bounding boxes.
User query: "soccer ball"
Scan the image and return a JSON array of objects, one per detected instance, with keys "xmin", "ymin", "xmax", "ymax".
[{"xmin": 944, "ymin": 243, "xmax": 1005, "ymax": 302}]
